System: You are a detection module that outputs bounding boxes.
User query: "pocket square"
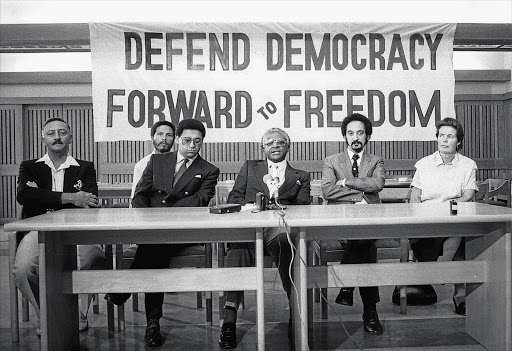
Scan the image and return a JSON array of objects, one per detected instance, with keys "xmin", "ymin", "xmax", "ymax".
[
  {"xmin": 296, "ymin": 180, "xmax": 301, "ymax": 185},
  {"xmin": 195, "ymin": 174, "xmax": 202, "ymax": 178}
]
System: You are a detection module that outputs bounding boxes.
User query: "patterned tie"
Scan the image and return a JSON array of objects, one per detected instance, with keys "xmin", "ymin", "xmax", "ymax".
[
  {"xmin": 173, "ymin": 158, "xmax": 188, "ymax": 186},
  {"xmin": 352, "ymin": 154, "xmax": 359, "ymax": 178}
]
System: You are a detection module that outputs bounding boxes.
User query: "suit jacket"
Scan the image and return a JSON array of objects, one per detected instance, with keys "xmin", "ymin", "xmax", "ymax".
[
  {"xmin": 228, "ymin": 160, "xmax": 311, "ymax": 206},
  {"xmin": 321, "ymin": 150, "xmax": 385, "ymax": 204},
  {"xmin": 16, "ymin": 158, "xmax": 98, "ymax": 219},
  {"xmin": 132, "ymin": 152, "xmax": 219, "ymax": 208}
]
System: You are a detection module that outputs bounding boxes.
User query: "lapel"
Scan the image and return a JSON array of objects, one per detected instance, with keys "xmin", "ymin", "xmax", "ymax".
[
  {"xmin": 33, "ymin": 162, "xmax": 52, "ymax": 190},
  {"xmin": 340, "ymin": 151, "xmax": 353, "ymax": 178},
  {"xmin": 359, "ymin": 151, "xmax": 373, "ymax": 177},
  {"xmin": 171, "ymin": 154, "xmax": 204, "ymax": 192},
  {"xmin": 279, "ymin": 162, "xmax": 301, "ymax": 195},
  {"xmin": 252, "ymin": 160, "xmax": 270, "ymax": 198},
  {"xmin": 164, "ymin": 152, "xmax": 178, "ymax": 193},
  {"xmin": 63, "ymin": 164, "xmax": 80, "ymax": 192}
]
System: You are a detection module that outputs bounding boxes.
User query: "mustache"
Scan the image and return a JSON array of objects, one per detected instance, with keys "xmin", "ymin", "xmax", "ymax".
[{"xmin": 52, "ymin": 140, "xmax": 63, "ymax": 145}]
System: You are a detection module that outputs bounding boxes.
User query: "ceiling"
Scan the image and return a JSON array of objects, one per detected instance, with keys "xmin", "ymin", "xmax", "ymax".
[{"xmin": 0, "ymin": 23, "xmax": 511, "ymax": 53}]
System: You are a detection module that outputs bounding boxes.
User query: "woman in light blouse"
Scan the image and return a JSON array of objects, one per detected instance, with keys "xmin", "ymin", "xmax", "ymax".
[{"xmin": 410, "ymin": 117, "xmax": 478, "ymax": 316}]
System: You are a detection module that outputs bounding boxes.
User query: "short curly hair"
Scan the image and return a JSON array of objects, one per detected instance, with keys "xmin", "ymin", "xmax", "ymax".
[{"xmin": 341, "ymin": 113, "xmax": 373, "ymax": 137}]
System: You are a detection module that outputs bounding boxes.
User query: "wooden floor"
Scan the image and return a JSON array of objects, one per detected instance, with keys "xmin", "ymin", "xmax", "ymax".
[{"xmin": 0, "ymin": 226, "xmax": 485, "ymax": 351}]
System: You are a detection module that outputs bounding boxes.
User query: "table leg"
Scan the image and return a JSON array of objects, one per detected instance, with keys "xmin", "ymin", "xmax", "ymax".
[
  {"xmin": 466, "ymin": 229, "xmax": 511, "ymax": 351},
  {"xmin": 293, "ymin": 228, "xmax": 308, "ymax": 351},
  {"xmin": 255, "ymin": 228, "xmax": 265, "ymax": 351},
  {"xmin": 39, "ymin": 231, "xmax": 79, "ymax": 351}
]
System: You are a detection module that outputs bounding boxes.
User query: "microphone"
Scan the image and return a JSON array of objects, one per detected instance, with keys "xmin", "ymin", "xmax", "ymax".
[{"xmin": 263, "ymin": 174, "xmax": 279, "ymax": 203}]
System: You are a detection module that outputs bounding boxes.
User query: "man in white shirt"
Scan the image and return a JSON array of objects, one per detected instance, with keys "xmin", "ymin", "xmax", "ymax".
[{"xmin": 13, "ymin": 117, "xmax": 106, "ymax": 335}]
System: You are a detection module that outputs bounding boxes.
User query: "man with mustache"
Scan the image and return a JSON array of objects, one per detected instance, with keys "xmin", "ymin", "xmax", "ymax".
[{"xmin": 321, "ymin": 113, "xmax": 385, "ymax": 335}]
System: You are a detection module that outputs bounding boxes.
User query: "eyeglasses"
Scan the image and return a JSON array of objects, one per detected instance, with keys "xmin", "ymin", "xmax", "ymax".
[
  {"xmin": 263, "ymin": 139, "xmax": 288, "ymax": 148},
  {"xmin": 180, "ymin": 137, "xmax": 203, "ymax": 146}
]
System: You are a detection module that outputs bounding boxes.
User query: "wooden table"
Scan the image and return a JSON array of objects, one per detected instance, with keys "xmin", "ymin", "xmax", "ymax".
[
  {"xmin": 285, "ymin": 202, "xmax": 512, "ymax": 351},
  {"xmin": 4, "ymin": 207, "xmax": 283, "ymax": 351}
]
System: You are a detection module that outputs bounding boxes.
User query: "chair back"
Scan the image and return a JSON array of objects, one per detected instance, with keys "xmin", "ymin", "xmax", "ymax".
[{"xmin": 484, "ymin": 179, "xmax": 511, "ymax": 207}]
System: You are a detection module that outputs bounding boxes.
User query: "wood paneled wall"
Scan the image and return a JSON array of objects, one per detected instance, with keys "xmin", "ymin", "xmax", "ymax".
[{"xmin": 0, "ymin": 97, "xmax": 510, "ymax": 222}]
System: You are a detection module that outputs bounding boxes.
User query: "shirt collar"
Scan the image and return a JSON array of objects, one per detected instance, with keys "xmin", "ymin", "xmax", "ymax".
[
  {"xmin": 347, "ymin": 148, "xmax": 364, "ymax": 161},
  {"xmin": 36, "ymin": 153, "xmax": 79, "ymax": 170},
  {"xmin": 267, "ymin": 159, "xmax": 287, "ymax": 170},
  {"xmin": 177, "ymin": 151, "xmax": 197, "ymax": 165},
  {"xmin": 434, "ymin": 151, "xmax": 460, "ymax": 166}
]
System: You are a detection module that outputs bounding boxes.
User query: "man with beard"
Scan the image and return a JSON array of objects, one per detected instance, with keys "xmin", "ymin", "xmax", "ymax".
[
  {"xmin": 321, "ymin": 113, "xmax": 385, "ymax": 335},
  {"xmin": 129, "ymin": 120, "xmax": 176, "ymax": 203}
]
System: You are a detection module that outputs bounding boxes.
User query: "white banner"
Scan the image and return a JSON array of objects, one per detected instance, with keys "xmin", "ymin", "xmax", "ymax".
[{"xmin": 89, "ymin": 22, "xmax": 456, "ymax": 142}]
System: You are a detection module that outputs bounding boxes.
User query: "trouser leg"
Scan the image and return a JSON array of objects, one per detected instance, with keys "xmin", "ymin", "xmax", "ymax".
[
  {"xmin": 12, "ymin": 231, "xmax": 40, "ymax": 318},
  {"xmin": 264, "ymin": 228, "xmax": 293, "ymax": 301},
  {"xmin": 77, "ymin": 244, "xmax": 107, "ymax": 317},
  {"xmin": 224, "ymin": 243, "xmax": 255, "ymax": 310}
]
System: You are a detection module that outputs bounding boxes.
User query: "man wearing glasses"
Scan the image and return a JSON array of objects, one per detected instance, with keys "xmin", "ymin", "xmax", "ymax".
[
  {"xmin": 219, "ymin": 128, "xmax": 311, "ymax": 349},
  {"xmin": 105, "ymin": 119, "xmax": 219, "ymax": 347}
]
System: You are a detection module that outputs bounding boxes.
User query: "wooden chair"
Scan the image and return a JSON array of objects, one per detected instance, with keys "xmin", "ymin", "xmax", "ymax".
[
  {"xmin": 309, "ymin": 180, "xmax": 410, "ymax": 318},
  {"xmin": 483, "ymin": 179, "xmax": 511, "ymax": 207}
]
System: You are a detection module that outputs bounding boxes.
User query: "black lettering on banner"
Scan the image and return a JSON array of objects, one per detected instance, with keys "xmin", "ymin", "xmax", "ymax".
[
  {"xmin": 166, "ymin": 90, "xmax": 197, "ymax": 125},
  {"xmin": 215, "ymin": 91, "xmax": 232, "ymax": 127},
  {"xmin": 326, "ymin": 90, "xmax": 344, "ymax": 128},
  {"xmin": 107, "ymin": 89, "xmax": 125, "ymax": 127},
  {"xmin": 304, "ymin": 33, "xmax": 331, "ymax": 70},
  {"xmin": 351, "ymin": 34, "xmax": 367, "ymax": 70},
  {"xmin": 145, "ymin": 32, "xmax": 163, "ymax": 70},
  {"xmin": 410, "ymin": 34, "xmax": 425, "ymax": 70},
  {"xmin": 166, "ymin": 33, "xmax": 184, "ymax": 70},
  {"xmin": 286, "ymin": 33, "xmax": 303, "ymax": 71},
  {"xmin": 332, "ymin": 34, "xmax": 348, "ymax": 70},
  {"xmin": 305, "ymin": 90, "xmax": 324, "ymax": 127},
  {"xmin": 425, "ymin": 34, "xmax": 443, "ymax": 70},
  {"xmin": 148, "ymin": 90, "xmax": 166, "ymax": 126},
  {"xmin": 369, "ymin": 33, "xmax": 385, "ymax": 70},
  {"xmin": 125, "ymin": 33, "xmax": 142, "ymax": 70},
  {"xmin": 387, "ymin": 34, "xmax": 409, "ymax": 70},
  {"xmin": 389, "ymin": 90, "xmax": 407, "ymax": 127},
  {"xmin": 232, "ymin": 33, "xmax": 250, "ymax": 71},
  {"xmin": 267, "ymin": 33, "xmax": 283, "ymax": 70},
  {"xmin": 128, "ymin": 90, "xmax": 145, "ymax": 127},
  {"xmin": 235, "ymin": 91, "xmax": 252, "ymax": 128},
  {"xmin": 283, "ymin": 90, "xmax": 301, "ymax": 127},
  {"xmin": 210, "ymin": 34, "xmax": 230, "ymax": 71},
  {"xmin": 367, "ymin": 90, "xmax": 385, "ymax": 127},
  {"xmin": 409, "ymin": 90, "xmax": 440, "ymax": 126},
  {"xmin": 347, "ymin": 90, "xmax": 364, "ymax": 115},
  {"xmin": 195, "ymin": 91, "xmax": 213, "ymax": 127},
  {"xmin": 187, "ymin": 33, "xmax": 206, "ymax": 71}
]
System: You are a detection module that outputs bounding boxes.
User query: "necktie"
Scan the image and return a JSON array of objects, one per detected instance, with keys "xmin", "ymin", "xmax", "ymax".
[
  {"xmin": 352, "ymin": 154, "xmax": 359, "ymax": 178},
  {"xmin": 173, "ymin": 158, "xmax": 188, "ymax": 186}
]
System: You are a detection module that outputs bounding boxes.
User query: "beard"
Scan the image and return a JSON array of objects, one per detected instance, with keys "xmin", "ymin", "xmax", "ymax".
[
  {"xmin": 153, "ymin": 140, "xmax": 172, "ymax": 153},
  {"xmin": 348, "ymin": 140, "xmax": 365, "ymax": 153}
]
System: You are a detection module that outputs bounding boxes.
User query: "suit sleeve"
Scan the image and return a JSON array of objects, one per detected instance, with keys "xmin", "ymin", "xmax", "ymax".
[
  {"xmin": 173, "ymin": 165, "xmax": 219, "ymax": 207},
  {"xmin": 227, "ymin": 161, "xmax": 250, "ymax": 205},
  {"xmin": 345, "ymin": 157, "xmax": 385, "ymax": 193},
  {"xmin": 294, "ymin": 171, "xmax": 311, "ymax": 205},
  {"xmin": 321, "ymin": 156, "xmax": 362, "ymax": 202},
  {"xmin": 17, "ymin": 161, "xmax": 63, "ymax": 208},
  {"xmin": 132, "ymin": 155, "xmax": 154, "ymax": 208},
  {"xmin": 80, "ymin": 161, "xmax": 98, "ymax": 196}
]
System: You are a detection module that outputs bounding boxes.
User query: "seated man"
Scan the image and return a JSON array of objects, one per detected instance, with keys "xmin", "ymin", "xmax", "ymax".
[
  {"xmin": 219, "ymin": 128, "xmax": 311, "ymax": 349},
  {"xmin": 13, "ymin": 117, "xmax": 106, "ymax": 335},
  {"xmin": 105, "ymin": 119, "xmax": 219, "ymax": 348}
]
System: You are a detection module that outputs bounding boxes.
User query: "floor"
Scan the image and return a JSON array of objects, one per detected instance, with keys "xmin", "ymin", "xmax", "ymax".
[{"xmin": 0, "ymin": 225, "xmax": 485, "ymax": 351}]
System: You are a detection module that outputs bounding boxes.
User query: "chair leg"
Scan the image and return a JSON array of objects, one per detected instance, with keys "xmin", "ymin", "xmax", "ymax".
[
  {"xmin": 196, "ymin": 292, "xmax": 203, "ymax": 308},
  {"xmin": 107, "ymin": 302, "xmax": 115, "ymax": 334},
  {"xmin": 132, "ymin": 293, "xmax": 139, "ymax": 312},
  {"xmin": 21, "ymin": 297, "xmax": 30, "ymax": 321},
  {"xmin": 399, "ymin": 238, "xmax": 409, "ymax": 315},
  {"xmin": 218, "ymin": 243, "xmax": 226, "ymax": 322},
  {"xmin": 117, "ymin": 305, "xmax": 125, "ymax": 331},
  {"xmin": 92, "ymin": 293, "xmax": 99, "ymax": 314},
  {"xmin": 9, "ymin": 232, "xmax": 20, "ymax": 343},
  {"xmin": 206, "ymin": 292, "xmax": 213, "ymax": 325}
]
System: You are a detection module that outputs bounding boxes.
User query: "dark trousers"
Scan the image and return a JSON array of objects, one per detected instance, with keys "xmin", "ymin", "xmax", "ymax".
[
  {"xmin": 224, "ymin": 228, "xmax": 293, "ymax": 309},
  {"xmin": 341, "ymin": 239, "xmax": 380, "ymax": 305},
  {"xmin": 130, "ymin": 243, "xmax": 198, "ymax": 322}
]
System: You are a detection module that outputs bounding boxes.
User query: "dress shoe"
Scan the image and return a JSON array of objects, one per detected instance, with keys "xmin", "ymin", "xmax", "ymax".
[
  {"xmin": 453, "ymin": 297, "xmax": 466, "ymax": 316},
  {"xmin": 219, "ymin": 322, "xmax": 236, "ymax": 349},
  {"xmin": 78, "ymin": 315, "xmax": 89, "ymax": 331},
  {"xmin": 144, "ymin": 319, "xmax": 163, "ymax": 347},
  {"xmin": 104, "ymin": 292, "xmax": 130, "ymax": 306},
  {"xmin": 335, "ymin": 288, "xmax": 354, "ymax": 306},
  {"xmin": 363, "ymin": 310, "xmax": 383, "ymax": 335}
]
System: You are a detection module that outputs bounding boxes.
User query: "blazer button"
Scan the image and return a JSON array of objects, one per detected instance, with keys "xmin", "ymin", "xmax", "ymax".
[
  {"xmin": 162, "ymin": 200, "xmax": 166, "ymax": 204},
  {"xmin": 158, "ymin": 190, "xmax": 163, "ymax": 194},
  {"xmin": 184, "ymin": 191, "xmax": 189, "ymax": 195}
]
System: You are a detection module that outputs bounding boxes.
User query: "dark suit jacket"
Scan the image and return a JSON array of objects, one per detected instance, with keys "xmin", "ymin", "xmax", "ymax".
[
  {"xmin": 16, "ymin": 158, "xmax": 98, "ymax": 219},
  {"xmin": 321, "ymin": 150, "xmax": 385, "ymax": 204},
  {"xmin": 132, "ymin": 152, "xmax": 219, "ymax": 208},
  {"xmin": 228, "ymin": 160, "xmax": 311, "ymax": 206}
]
